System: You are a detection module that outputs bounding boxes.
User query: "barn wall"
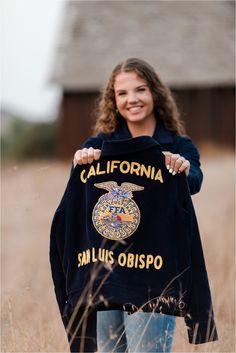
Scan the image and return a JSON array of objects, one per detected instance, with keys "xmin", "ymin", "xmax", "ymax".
[
  {"xmin": 173, "ymin": 87, "xmax": 235, "ymax": 147},
  {"xmin": 56, "ymin": 92, "xmax": 99, "ymax": 159},
  {"xmin": 57, "ymin": 87, "xmax": 235, "ymax": 159}
]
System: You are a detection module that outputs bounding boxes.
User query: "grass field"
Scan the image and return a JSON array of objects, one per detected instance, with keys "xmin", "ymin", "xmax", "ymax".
[{"xmin": 1, "ymin": 152, "xmax": 235, "ymax": 352}]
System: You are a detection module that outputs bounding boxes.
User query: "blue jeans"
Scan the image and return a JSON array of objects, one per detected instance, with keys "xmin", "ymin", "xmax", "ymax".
[{"xmin": 97, "ymin": 310, "xmax": 176, "ymax": 352}]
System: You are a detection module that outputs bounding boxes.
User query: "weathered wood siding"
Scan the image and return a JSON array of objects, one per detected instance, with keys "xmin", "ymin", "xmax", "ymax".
[
  {"xmin": 57, "ymin": 92, "xmax": 99, "ymax": 159},
  {"xmin": 173, "ymin": 87, "xmax": 235, "ymax": 147}
]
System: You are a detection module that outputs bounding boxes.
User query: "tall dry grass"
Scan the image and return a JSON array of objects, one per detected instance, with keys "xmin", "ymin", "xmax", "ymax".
[{"xmin": 1, "ymin": 151, "xmax": 235, "ymax": 352}]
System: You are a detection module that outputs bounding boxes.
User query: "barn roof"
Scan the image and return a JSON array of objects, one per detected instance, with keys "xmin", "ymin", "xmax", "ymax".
[{"xmin": 50, "ymin": 1, "xmax": 235, "ymax": 90}]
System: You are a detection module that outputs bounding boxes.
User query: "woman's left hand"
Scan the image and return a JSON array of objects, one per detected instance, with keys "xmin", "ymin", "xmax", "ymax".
[{"xmin": 162, "ymin": 152, "xmax": 190, "ymax": 176}]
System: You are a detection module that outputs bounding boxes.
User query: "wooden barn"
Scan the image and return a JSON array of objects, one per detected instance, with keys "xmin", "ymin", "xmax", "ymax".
[{"xmin": 50, "ymin": 1, "xmax": 235, "ymax": 159}]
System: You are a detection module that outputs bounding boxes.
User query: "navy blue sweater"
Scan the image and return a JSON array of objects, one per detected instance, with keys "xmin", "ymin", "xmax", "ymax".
[{"xmin": 50, "ymin": 136, "xmax": 217, "ymax": 345}]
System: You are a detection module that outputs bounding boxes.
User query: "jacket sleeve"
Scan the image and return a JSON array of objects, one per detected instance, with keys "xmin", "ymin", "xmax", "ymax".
[
  {"xmin": 174, "ymin": 137, "xmax": 203, "ymax": 195},
  {"xmin": 49, "ymin": 204, "xmax": 67, "ymax": 316},
  {"xmin": 184, "ymin": 191, "xmax": 218, "ymax": 344}
]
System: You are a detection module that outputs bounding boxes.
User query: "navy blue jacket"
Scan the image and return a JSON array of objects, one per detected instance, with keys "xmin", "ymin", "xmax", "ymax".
[
  {"xmin": 50, "ymin": 136, "xmax": 217, "ymax": 345},
  {"xmin": 82, "ymin": 120, "xmax": 203, "ymax": 195}
]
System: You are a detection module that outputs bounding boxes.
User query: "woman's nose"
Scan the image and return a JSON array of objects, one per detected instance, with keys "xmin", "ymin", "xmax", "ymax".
[{"xmin": 127, "ymin": 94, "xmax": 138, "ymax": 103}]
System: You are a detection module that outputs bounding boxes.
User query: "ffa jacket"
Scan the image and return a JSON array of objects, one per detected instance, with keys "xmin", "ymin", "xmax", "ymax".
[{"xmin": 50, "ymin": 136, "xmax": 218, "ymax": 345}]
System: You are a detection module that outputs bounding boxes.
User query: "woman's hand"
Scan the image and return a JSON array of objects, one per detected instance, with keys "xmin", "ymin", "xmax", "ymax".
[
  {"xmin": 73, "ymin": 148, "xmax": 101, "ymax": 167},
  {"xmin": 162, "ymin": 152, "xmax": 190, "ymax": 176}
]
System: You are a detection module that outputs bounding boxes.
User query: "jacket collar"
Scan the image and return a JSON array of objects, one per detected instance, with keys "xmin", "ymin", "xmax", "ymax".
[
  {"xmin": 114, "ymin": 119, "xmax": 174, "ymax": 145},
  {"xmin": 153, "ymin": 121, "xmax": 174, "ymax": 145},
  {"xmin": 101, "ymin": 136, "xmax": 160, "ymax": 156}
]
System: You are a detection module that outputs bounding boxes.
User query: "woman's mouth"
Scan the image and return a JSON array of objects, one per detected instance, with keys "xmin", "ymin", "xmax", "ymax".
[{"xmin": 128, "ymin": 106, "xmax": 143, "ymax": 113}]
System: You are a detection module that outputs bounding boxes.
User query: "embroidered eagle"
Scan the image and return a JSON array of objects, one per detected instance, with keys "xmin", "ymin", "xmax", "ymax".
[{"xmin": 94, "ymin": 181, "xmax": 144, "ymax": 199}]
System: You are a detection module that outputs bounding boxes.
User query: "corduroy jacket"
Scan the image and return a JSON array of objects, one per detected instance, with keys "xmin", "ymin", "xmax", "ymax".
[{"xmin": 50, "ymin": 136, "xmax": 218, "ymax": 345}]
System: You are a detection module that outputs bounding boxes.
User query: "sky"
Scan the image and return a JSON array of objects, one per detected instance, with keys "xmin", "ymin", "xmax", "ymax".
[{"xmin": 1, "ymin": 0, "xmax": 65, "ymax": 121}]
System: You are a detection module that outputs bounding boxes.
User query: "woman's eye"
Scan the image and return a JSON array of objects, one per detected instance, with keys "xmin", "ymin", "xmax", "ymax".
[
  {"xmin": 137, "ymin": 88, "xmax": 145, "ymax": 92},
  {"xmin": 118, "ymin": 92, "xmax": 126, "ymax": 96}
]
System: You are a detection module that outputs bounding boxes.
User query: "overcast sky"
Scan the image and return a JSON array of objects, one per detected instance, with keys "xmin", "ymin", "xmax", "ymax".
[{"xmin": 1, "ymin": 0, "xmax": 64, "ymax": 121}]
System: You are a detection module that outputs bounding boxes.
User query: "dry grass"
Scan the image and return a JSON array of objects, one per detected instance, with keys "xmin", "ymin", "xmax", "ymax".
[{"xmin": 1, "ymin": 152, "xmax": 235, "ymax": 352}]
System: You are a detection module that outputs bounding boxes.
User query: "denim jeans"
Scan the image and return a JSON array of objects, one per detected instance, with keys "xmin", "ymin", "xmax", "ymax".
[{"xmin": 97, "ymin": 310, "xmax": 176, "ymax": 352}]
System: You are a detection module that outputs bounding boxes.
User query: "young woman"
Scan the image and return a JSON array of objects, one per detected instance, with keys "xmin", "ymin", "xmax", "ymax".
[{"xmin": 72, "ymin": 58, "xmax": 203, "ymax": 352}]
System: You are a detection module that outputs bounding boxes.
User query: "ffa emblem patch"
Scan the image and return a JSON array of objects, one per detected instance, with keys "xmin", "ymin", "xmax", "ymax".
[{"xmin": 92, "ymin": 181, "xmax": 144, "ymax": 240}]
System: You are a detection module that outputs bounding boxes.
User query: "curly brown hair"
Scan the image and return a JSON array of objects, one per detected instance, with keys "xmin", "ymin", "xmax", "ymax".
[{"xmin": 93, "ymin": 58, "xmax": 186, "ymax": 136}]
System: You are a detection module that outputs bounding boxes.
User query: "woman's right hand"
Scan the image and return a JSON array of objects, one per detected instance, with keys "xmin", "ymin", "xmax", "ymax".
[{"xmin": 73, "ymin": 148, "xmax": 101, "ymax": 167}]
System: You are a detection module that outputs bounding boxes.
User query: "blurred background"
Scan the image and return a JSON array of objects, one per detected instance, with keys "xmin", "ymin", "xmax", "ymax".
[{"xmin": 1, "ymin": 1, "xmax": 235, "ymax": 352}]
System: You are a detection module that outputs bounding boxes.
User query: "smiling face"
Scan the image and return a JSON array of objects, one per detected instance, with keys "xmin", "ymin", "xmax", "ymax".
[{"xmin": 114, "ymin": 71, "xmax": 156, "ymax": 129}]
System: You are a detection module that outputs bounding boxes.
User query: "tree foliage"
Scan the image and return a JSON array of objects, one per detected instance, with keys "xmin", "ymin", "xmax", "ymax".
[{"xmin": 1, "ymin": 118, "xmax": 57, "ymax": 160}]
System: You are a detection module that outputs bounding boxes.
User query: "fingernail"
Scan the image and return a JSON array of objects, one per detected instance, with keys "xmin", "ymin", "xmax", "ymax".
[
  {"xmin": 169, "ymin": 168, "xmax": 173, "ymax": 173},
  {"xmin": 167, "ymin": 165, "xmax": 170, "ymax": 170},
  {"xmin": 172, "ymin": 171, "xmax": 176, "ymax": 176}
]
